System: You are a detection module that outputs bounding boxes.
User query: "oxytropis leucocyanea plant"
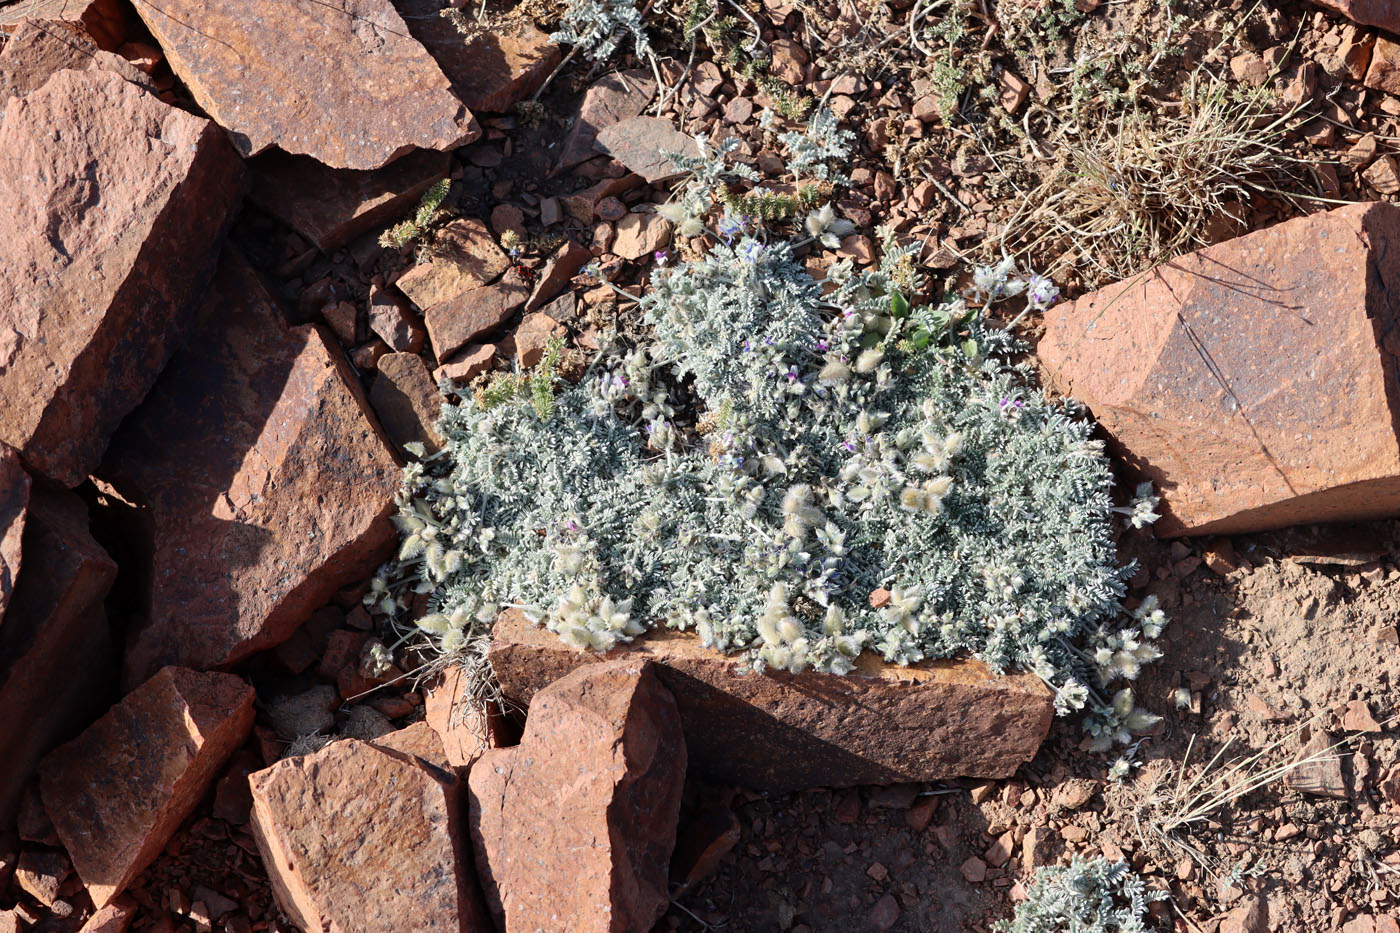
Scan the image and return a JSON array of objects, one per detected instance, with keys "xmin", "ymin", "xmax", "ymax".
[
  {"xmin": 996, "ymin": 857, "xmax": 1166, "ymax": 933},
  {"xmin": 375, "ymin": 136, "xmax": 1166, "ymax": 752}
]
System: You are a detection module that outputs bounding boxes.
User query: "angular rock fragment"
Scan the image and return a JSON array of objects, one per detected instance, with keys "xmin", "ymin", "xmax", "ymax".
[
  {"xmin": 0, "ymin": 0, "xmax": 131, "ymax": 49},
  {"xmin": 396, "ymin": 218, "xmax": 510, "ymax": 307},
  {"xmin": 424, "ymin": 665, "xmax": 515, "ymax": 770},
  {"xmin": 394, "ymin": 0, "xmax": 560, "ymax": 112},
  {"xmin": 1309, "ymin": 0, "xmax": 1400, "ymax": 35},
  {"xmin": 0, "ymin": 487, "xmax": 116, "ymax": 823},
  {"xmin": 130, "ymin": 0, "xmax": 479, "ymax": 168},
  {"xmin": 0, "ymin": 69, "xmax": 244, "ymax": 486},
  {"xmin": 370, "ymin": 352, "xmax": 446, "ymax": 452},
  {"xmin": 98, "ymin": 252, "xmax": 401, "ymax": 684},
  {"xmin": 0, "ymin": 20, "xmax": 155, "ymax": 123},
  {"xmin": 0, "ymin": 445, "xmax": 27, "ymax": 622},
  {"xmin": 249, "ymin": 149, "xmax": 452, "ymax": 252},
  {"xmin": 1039, "ymin": 202, "xmax": 1400, "ymax": 536},
  {"xmin": 368, "ymin": 284, "xmax": 426, "ymax": 353},
  {"xmin": 468, "ymin": 659, "xmax": 685, "ymax": 932},
  {"xmin": 595, "ymin": 116, "xmax": 703, "ymax": 184},
  {"xmin": 556, "ymin": 70, "xmax": 655, "ymax": 172},
  {"xmin": 39, "ymin": 667, "xmax": 255, "ymax": 908},
  {"xmin": 490, "ymin": 609, "xmax": 1053, "ymax": 792},
  {"xmin": 249, "ymin": 737, "xmax": 489, "ymax": 933}
]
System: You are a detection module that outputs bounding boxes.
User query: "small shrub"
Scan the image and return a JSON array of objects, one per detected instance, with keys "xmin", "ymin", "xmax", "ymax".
[
  {"xmin": 997, "ymin": 856, "xmax": 1165, "ymax": 933},
  {"xmin": 379, "ymin": 179, "xmax": 451, "ymax": 251}
]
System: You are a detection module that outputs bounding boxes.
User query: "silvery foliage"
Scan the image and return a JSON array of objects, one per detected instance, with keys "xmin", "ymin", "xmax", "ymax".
[
  {"xmin": 771, "ymin": 106, "xmax": 856, "ymax": 183},
  {"xmin": 380, "ymin": 223, "xmax": 1166, "ymax": 747},
  {"xmin": 550, "ymin": 0, "xmax": 652, "ymax": 61},
  {"xmin": 996, "ymin": 857, "xmax": 1165, "ymax": 933}
]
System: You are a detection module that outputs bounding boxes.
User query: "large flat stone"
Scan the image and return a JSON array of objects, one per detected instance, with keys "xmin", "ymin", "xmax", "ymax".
[
  {"xmin": 394, "ymin": 0, "xmax": 560, "ymax": 113},
  {"xmin": 98, "ymin": 252, "xmax": 401, "ymax": 685},
  {"xmin": 0, "ymin": 486, "xmax": 115, "ymax": 825},
  {"xmin": 249, "ymin": 148, "xmax": 452, "ymax": 252},
  {"xmin": 468, "ymin": 659, "xmax": 684, "ymax": 933},
  {"xmin": 130, "ymin": 0, "xmax": 479, "ymax": 169},
  {"xmin": 0, "ymin": 444, "xmax": 28, "ymax": 622},
  {"xmin": 556, "ymin": 70, "xmax": 654, "ymax": 173},
  {"xmin": 490, "ymin": 610, "xmax": 1053, "ymax": 793},
  {"xmin": 0, "ymin": 68, "xmax": 244, "ymax": 486},
  {"xmin": 1308, "ymin": 0, "xmax": 1400, "ymax": 35},
  {"xmin": 0, "ymin": 20, "xmax": 155, "ymax": 123},
  {"xmin": 39, "ymin": 667, "xmax": 255, "ymax": 907},
  {"xmin": 1038, "ymin": 201, "xmax": 1400, "ymax": 536},
  {"xmin": 249, "ymin": 737, "xmax": 490, "ymax": 932}
]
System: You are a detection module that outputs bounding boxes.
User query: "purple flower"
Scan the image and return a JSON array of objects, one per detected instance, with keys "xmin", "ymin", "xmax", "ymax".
[
  {"xmin": 655, "ymin": 250, "xmax": 670, "ymax": 266},
  {"xmin": 740, "ymin": 239, "xmax": 764, "ymax": 263},
  {"xmin": 841, "ymin": 440, "xmax": 856, "ymax": 452},
  {"xmin": 717, "ymin": 214, "xmax": 744, "ymax": 242}
]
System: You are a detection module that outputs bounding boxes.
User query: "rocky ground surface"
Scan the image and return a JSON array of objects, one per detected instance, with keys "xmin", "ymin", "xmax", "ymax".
[{"xmin": 2, "ymin": 0, "xmax": 1400, "ymax": 930}]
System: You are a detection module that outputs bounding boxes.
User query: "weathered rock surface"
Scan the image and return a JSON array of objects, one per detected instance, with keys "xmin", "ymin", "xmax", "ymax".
[
  {"xmin": 595, "ymin": 116, "xmax": 702, "ymax": 183},
  {"xmin": 130, "ymin": 0, "xmax": 479, "ymax": 168},
  {"xmin": 490, "ymin": 609, "xmax": 1054, "ymax": 792},
  {"xmin": 0, "ymin": 445, "xmax": 28, "ymax": 622},
  {"xmin": 1309, "ymin": 0, "xmax": 1400, "ymax": 35},
  {"xmin": 368, "ymin": 284, "xmax": 426, "ymax": 353},
  {"xmin": 0, "ymin": 68, "xmax": 244, "ymax": 487},
  {"xmin": 370, "ymin": 352, "xmax": 446, "ymax": 452},
  {"xmin": 468, "ymin": 659, "xmax": 685, "ymax": 933},
  {"xmin": 249, "ymin": 148, "xmax": 452, "ymax": 251},
  {"xmin": 0, "ymin": 486, "xmax": 116, "ymax": 823},
  {"xmin": 424, "ymin": 666, "xmax": 515, "ymax": 770},
  {"xmin": 39, "ymin": 667, "xmax": 255, "ymax": 908},
  {"xmin": 556, "ymin": 70, "xmax": 655, "ymax": 172},
  {"xmin": 0, "ymin": 20, "xmax": 155, "ymax": 123},
  {"xmin": 249, "ymin": 737, "xmax": 489, "ymax": 932},
  {"xmin": 394, "ymin": 0, "xmax": 560, "ymax": 112},
  {"xmin": 1039, "ymin": 201, "xmax": 1400, "ymax": 536},
  {"xmin": 98, "ymin": 252, "xmax": 401, "ymax": 685},
  {"xmin": 0, "ymin": 0, "xmax": 130, "ymax": 49}
]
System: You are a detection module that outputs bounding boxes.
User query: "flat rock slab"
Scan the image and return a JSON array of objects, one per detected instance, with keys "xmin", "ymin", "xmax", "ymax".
[
  {"xmin": 370, "ymin": 352, "xmax": 446, "ymax": 452},
  {"xmin": 39, "ymin": 667, "xmax": 255, "ymax": 908},
  {"xmin": 249, "ymin": 148, "xmax": 452, "ymax": 251},
  {"xmin": 468, "ymin": 659, "xmax": 685, "ymax": 933},
  {"xmin": 0, "ymin": 68, "xmax": 244, "ymax": 487},
  {"xmin": 557, "ymin": 70, "xmax": 654, "ymax": 172},
  {"xmin": 131, "ymin": 0, "xmax": 479, "ymax": 169},
  {"xmin": 1309, "ymin": 0, "xmax": 1400, "ymax": 34},
  {"xmin": 1039, "ymin": 201, "xmax": 1400, "ymax": 536},
  {"xmin": 0, "ymin": 0, "xmax": 131, "ymax": 49},
  {"xmin": 594, "ymin": 116, "xmax": 701, "ymax": 184},
  {"xmin": 0, "ymin": 20, "xmax": 155, "ymax": 123},
  {"xmin": 0, "ymin": 486, "xmax": 115, "ymax": 824},
  {"xmin": 394, "ymin": 0, "xmax": 559, "ymax": 113},
  {"xmin": 249, "ymin": 737, "xmax": 489, "ymax": 932},
  {"xmin": 99, "ymin": 252, "xmax": 401, "ymax": 685},
  {"xmin": 490, "ymin": 610, "xmax": 1054, "ymax": 792},
  {"xmin": 0, "ymin": 444, "xmax": 28, "ymax": 622}
]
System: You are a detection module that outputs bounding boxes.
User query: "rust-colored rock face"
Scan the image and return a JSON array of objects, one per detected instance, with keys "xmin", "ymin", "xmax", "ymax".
[
  {"xmin": 369, "ymin": 352, "xmax": 446, "ymax": 453},
  {"xmin": 1038, "ymin": 201, "xmax": 1400, "ymax": 536},
  {"xmin": 1308, "ymin": 0, "xmax": 1400, "ymax": 34},
  {"xmin": 248, "ymin": 148, "xmax": 452, "ymax": 252},
  {"xmin": 99, "ymin": 253, "xmax": 402, "ymax": 685},
  {"xmin": 0, "ymin": 68, "xmax": 244, "ymax": 487},
  {"xmin": 468, "ymin": 659, "xmax": 686, "ymax": 933},
  {"xmin": 0, "ymin": 0, "xmax": 131, "ymax": 49},
  {"xmin": 0, "ymin": 20, "xmax": 155, "ymax": 123},
  {"xmin": 0, "ymin": 445, "xmax": 28, "ymax": 622},
  {"xmin": 394, "ymin": 0, "xmax": 560, "ymax": 113},
  {"xmin": 38, "ymin": 667, "xmax": 255, "ymax": 908},
  {"xmin": 556, "ymin": 70, "xmax": 654, "ymax": 172},
  {"xmin": 490, "ymin": 610, "xmax": 1054, "ymax": 792},
  {"xmin": 130, "ymin": 0, "xmax": 479, "ymax": 169},
  {"xmin": 0, "ymin": 486, "xmax": 115, "ymax": 824},
  {"xmin": 249, "ymin": 737, "xmax": 490, "ymax": 933}
]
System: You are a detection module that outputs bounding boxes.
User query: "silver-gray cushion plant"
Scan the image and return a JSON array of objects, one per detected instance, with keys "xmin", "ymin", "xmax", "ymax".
[{"xmin": 373, "ymin": 126, "xmax": 1166, "ymax": 755}]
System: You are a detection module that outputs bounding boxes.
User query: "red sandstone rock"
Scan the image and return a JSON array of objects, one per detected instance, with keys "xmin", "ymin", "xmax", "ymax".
[
  {"xmin": 556, "ymin": 70, "xmax": 655, "ymax": 172},
  {"xmin": 368, "ymin": 284, "xmax": 426, "ymax": 353},
  {"xmin": 468, "ymin": 659, "xmax": 685, "ymax": 932},
  {"xmin": 436, "ymin": 343, "xmax": 498, "ymax": 387},
  {"xmin": 371, "ymin": 721, "xmax": 454, "ymax": 772},
  {"xmin": 249, "ymin": 737, "xmax": 490, "ymax": 932},
  {"xmin": 0, "ymin": 69, "xmax": 244, "ymax": 486},
  {"xmin": 0, "ymin": 487, "xmax": 116, "ymax": 823},
  {"xmin": 76, "ymin": 894, "xmax": 138, "ymax": 932},
  {"xmin": 595, "ymin": 116, "xmax": 702, "ymax": 184},
  {"xmin": 525, "ymin": 239, "xmax": 591, "ymax": 311},
  {"xmin": 397, "ymin": 218, "xmax": 510, "ymax": 305},
  {"xmin": 424, "ymin": 666, "xmax": 517, "ymax": 770},
  {"xmin": 505, "ymin": 312, "xmax": 564, "ymax": 368},
  {"xmin": 39, "ymin": 667, "xmax": 255, "ymax": 908},
  {"xmin": 0, "ymin": 445, "xmax": 27, "ymax": 622},
  {"xmin": 419, "ymin": 270, "xmax": 532, "ymax": 363},
  {"xmin": 0, "ymin": 20, "xmax": 154, "ymax": 123},
  {"xmin": 490, "ymin": 609, "xmax": 1054, "ymax": 792},
  {"xmin": 98, "ymin": 252, "xmax": 401, "ymax": 685},
  {"xmin": 131, "ymin": 0, "xmax": 478, "ymax": 169},
  {"xmin": 1039, "ymin": 202, "xmax": 1400, "ymax": 536},
  {"xmin": 249, "ymin": 148, "xmax": 452, "ymax": 252},
  {"xmin": 394, "ymin": 0, "xmax": 560, "ymax": 112},
  {"xmin": 370, "ymin": 352, "xmax": 447, "ymax": 453},
  {"xmin": 1365, "ymin": 36, "xmax": 1400, "ymax": 95},
  {"xmin": 1310, "ymin": 0, "xmax": 1400, "ymax": 35},
  {"xmin": 0, "ymin": 0, "xmax": 131, "ymax": 49}
]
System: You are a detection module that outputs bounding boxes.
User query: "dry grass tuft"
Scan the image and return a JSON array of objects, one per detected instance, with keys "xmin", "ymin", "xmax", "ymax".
[{"xmin": 999, "ymin": 71, "xmax": 1319, "ymax": 287}]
